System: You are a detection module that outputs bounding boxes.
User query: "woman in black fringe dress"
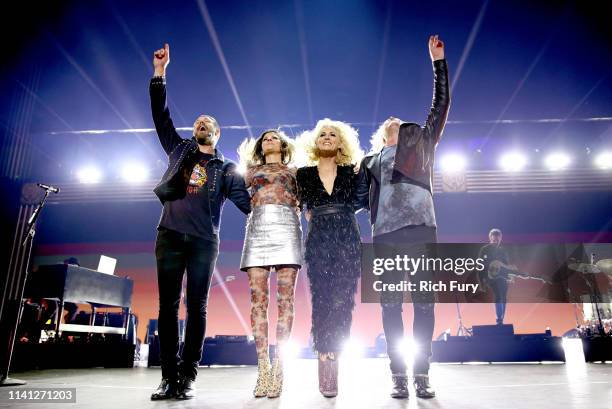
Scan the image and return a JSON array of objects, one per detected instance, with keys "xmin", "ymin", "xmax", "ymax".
[{"xmin": 296, "ymin": 118, "xmax": 367, "ymax": 397}]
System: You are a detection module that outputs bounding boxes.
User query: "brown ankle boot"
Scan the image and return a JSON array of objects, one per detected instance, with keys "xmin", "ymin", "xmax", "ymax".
[{"xmin": 318, "ymin": 354, "xmax": 338, "ymax": 398}]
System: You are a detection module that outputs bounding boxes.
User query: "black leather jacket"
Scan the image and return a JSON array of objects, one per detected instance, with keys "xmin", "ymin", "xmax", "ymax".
[
  {"xmin": 357, "ymin": 59, "xmax": 450, "ymax": 226},
  {"xmin": 149, "ymin": 77, "xmax": 251, "ymax": 232}
]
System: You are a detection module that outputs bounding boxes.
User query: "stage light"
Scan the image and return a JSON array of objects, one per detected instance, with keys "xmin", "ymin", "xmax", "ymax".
[
  {"xmin": 235, "ymin": 162, "xmax": 247, "ymax": 176},
  {"xmin": 279, "ymin": 340, "xmax": 301, "ymax": 360},
  {"xmin": 561, "ymin": 338, "xmax": 586, "ymax": 367},
  {"xmin": 399, "ymin": 337, "xmax": 419, "ymax": 361},
  {"xmin": 342, "ymin": 338, "xmax": 365, "ymax": 359},
  {"xmin": 440, "ymin": 153, "xmax": 467, "ymax": 173},
  {"xmin": 594, "ymin": 151, "xmax": 612, "ymax": 169},
  {"xmin": 544, "ymin": 152, "xmax": 571, "ymax": 171},
  {"xmin": 499, "ymin": 152, "xmax": 527, "ymax": 172},
  {"xmin": 77, "ymin": 167, "xmax": 102, "ymax": 183},
  {"xmin": 121, "ymin": 163, "xmax": 149, "ymax": 183}
]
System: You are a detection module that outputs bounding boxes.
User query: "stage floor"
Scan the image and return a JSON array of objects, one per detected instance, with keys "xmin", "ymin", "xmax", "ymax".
[{"xmin": 1, "ymin": 358, "xmax": 610, "ymax": 409}]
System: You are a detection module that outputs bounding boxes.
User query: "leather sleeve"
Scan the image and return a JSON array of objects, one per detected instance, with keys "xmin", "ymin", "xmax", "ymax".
[
  {"xmin": 352, "ymin": 157, "xmax": 371, "ymax": 212},
  {"xmin": 150, "ymin": 77, "xmax": 184, "ymax": 155},
  {"xmin": 423, "ymin": 59, "xmax": 451, "ymax": 144}
]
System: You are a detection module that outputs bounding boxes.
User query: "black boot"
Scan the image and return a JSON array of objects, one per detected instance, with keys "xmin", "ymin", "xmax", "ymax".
[
  {"xmin": 150, "ymin": 378, "xmax": 178, "ymax": 400},
  {"xmin": 413, "ymin": 375, "xmax": 435, "ymax": 399},
  {"xmin": 390, "ymin": 374, "xmax": 409, "ymax": 399},
  {"xmin": 175, "ymin": 375, "xmax": 196, "ymax": 400}
]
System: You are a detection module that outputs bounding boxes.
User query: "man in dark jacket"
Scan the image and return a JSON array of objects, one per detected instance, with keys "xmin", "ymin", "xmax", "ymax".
[
  {"xmin": 478, "ymin": 228, "xmax": 510, "ymax": 325},
  {"xmin": 149, "ymin": 43, "xmax": 251, "ymax": 401},
  {"xmin": 357, "ymin": 35, "xmax": 450, "ymax": 399}
]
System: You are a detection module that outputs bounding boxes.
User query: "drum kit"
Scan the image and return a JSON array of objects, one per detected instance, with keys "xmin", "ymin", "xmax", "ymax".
[
  {"xmin": 568, "ymin": 258, "xmax": 612, "ymax": 275},
  {"xmin": 568, "ymin": 258, "xmax": 612, "ymax": 337}
]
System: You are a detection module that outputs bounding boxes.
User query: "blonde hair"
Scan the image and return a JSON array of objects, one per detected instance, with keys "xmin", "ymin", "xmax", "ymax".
[
  {"xmin": 370, "ymin": 121, "xmax": 388, "ymax": 153},
  {"xmin": 296, "ymin": 118, "xmax": 364, "ymax": 166},
  {"xmin": 237, "ymin": 129, "xmax": 296, "ymax": 172}
]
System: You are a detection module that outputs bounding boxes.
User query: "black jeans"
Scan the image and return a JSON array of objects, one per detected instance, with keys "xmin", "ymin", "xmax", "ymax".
[
  {"xmin": 155, "ymin": 227, "xmax": 219, "ymax": 380},
  {"xmin": 374, "ymin": 225, "xmax": 437, "ymax": 376}
]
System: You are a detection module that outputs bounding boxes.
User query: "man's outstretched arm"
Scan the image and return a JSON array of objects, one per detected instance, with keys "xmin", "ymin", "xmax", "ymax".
[
  {"xmin": 150, "ymin": 43, "xmax": 183, "ymax": 155},
  {"xmin": 423, "ymin": 35, "xmax": 451, "ymax": 144}
]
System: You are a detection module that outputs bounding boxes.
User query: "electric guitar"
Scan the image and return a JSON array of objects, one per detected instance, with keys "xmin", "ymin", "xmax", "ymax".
[{"xmin": 488, "ymin": 260, "xmax": 550, "ymax": 284}]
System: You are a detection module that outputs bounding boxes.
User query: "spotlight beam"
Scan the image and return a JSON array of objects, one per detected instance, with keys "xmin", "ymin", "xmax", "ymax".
[
  {"xmin": 591, "ymin": 219, "xmax": 612, "ymax": 243},
  {"xmin": 515, "ymin": 303, "xmax": 542, "ymax": 327},
  {"xmin": 0, "ymin": 120, "xmax": 62, "ymax": 172},
  {"xmin": 370, "ymin": 1, "xmax": 392, "ymax": 131},
  {"xmin": 50, "ymin": 35, "xmax": 159, "ymax": 158},
  {"xmin": 110, "ymin": 5, "xmax": 189, "ymax": 127},
  {"xmin": 597, "ymin": 124, "xmax": 612, "ymax": 144},
  {"xmin": 12, "ymin": 69, "xmax": 38, "ymax": 179},
  {"xmin": 294, "ymin": 0, "xmax": 314, "ymax": 125},
  {"xmin": 14, "ymin": 79, "xmax": 100, "ymax": 158},
  {"xmin": 479, "ymin": 36, "xmax": 553, "ymax": 150},
  {"xmin": 195, "ymin": 0, "xmax": 253, "ymax": 138},
  {"xmin": 451, "ymin": 0, "xmax": 489, "ymax": 94},
  {"xmin": 212, "ymin": 268, "xmax": 251, "ymax": 336},
  {"xmin": 15, "ymin": 80, "xmax": 76, "ymax": 133},
  {"xmin": 539, "ymin": 76, "xmax": 607, "ymax": 149}
]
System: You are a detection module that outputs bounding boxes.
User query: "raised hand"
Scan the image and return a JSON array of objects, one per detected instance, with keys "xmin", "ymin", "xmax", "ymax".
[
  {"xmin": 428, "ymin": 35, "xmax": 445, "ymax": 61},
  {"xmin": 153, "ymin": 43, "xmax": 170, "ymax": 76}
]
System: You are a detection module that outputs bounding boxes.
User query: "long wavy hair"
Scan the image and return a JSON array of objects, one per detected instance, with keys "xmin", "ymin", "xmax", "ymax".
[
  {"xmin": 370, "ymin": 121, "xmax": 389, "ymax": 153},
  {"xmin": 296, "ymin": 118, "xmax": 363, "ymax": 166},
  {"xmin": 237, "ymin": 129, "xmax": 296, "ymax": 170}
]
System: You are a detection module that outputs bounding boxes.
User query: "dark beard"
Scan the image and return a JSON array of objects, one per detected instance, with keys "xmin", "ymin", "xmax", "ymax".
[{"xmin": 195, "ymin": 134, "xmax": 214, "ymax": 146}]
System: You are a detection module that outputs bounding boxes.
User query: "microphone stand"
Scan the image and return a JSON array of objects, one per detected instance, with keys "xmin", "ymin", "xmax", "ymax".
[
  {"xmin": 589, "ymin": 253, "xmax": 605, "ymax": 336},
  {"xmin": 1, "ymin": 187, "xmax": 53, "ymax": 386}
]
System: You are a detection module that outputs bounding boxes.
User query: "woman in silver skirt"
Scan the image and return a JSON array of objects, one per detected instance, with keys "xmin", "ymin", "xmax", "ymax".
[{"xmin": 238, "ymin": 129, "xmax": 302, "ymax": 398}]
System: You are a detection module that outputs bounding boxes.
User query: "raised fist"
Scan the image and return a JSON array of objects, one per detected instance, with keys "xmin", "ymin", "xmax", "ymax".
[
  {"xmin": 153, "ymin": 43, "xmax": 170, "ymax": 76},
  {"xmin": 428, "ymin": 35, "xmax": 445, "ymax": 61}
]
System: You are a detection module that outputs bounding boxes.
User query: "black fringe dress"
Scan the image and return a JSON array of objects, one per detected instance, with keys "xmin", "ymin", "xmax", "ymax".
[{"xmin": 296, "ymin": 165, "xmax": 362, "ymax": 353}]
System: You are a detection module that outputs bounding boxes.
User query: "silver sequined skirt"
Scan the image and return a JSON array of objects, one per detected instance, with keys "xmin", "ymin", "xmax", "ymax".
[{"xmin": 240, "ymin": 204, "xmax": 303, "ymax": 271}]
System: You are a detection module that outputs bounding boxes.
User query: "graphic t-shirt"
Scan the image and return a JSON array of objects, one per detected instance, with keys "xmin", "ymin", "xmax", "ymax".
[{"xmin": 159, "ymin": 152, "xmax": 217, "ymax": 241}]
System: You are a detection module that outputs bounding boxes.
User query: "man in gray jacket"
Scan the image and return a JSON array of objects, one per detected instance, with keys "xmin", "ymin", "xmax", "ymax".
[{"xmin": 357, "ymin": 35, "xmax": 450, "ymax": 399}]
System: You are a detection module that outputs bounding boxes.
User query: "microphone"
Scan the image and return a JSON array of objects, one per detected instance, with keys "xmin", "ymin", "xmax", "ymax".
[{"xmin": 37, "ymin": 183, "xmax": 60, "ymax": 194}]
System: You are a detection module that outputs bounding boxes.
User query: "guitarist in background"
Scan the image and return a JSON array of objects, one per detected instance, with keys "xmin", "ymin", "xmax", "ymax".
[{"xmin": 478, "ymin": 228, "xmax": 510, "ymax": 325}]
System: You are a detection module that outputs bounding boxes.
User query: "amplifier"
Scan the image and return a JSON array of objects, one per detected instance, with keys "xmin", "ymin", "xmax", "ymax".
[{"xmin": 472, "ymin": 324, "xmax": 514, "ymax": 337}]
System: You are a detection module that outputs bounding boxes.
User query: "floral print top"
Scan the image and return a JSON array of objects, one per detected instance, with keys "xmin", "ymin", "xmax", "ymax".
[{"xmin": 245, "ymin": 163, "xmax": 299, "ymax": 209}]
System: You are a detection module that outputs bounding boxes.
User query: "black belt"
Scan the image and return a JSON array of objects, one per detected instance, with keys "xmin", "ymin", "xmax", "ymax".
[{"xmin": 310, "ymin": 203, "xmax": 354, "ymax": 217}]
